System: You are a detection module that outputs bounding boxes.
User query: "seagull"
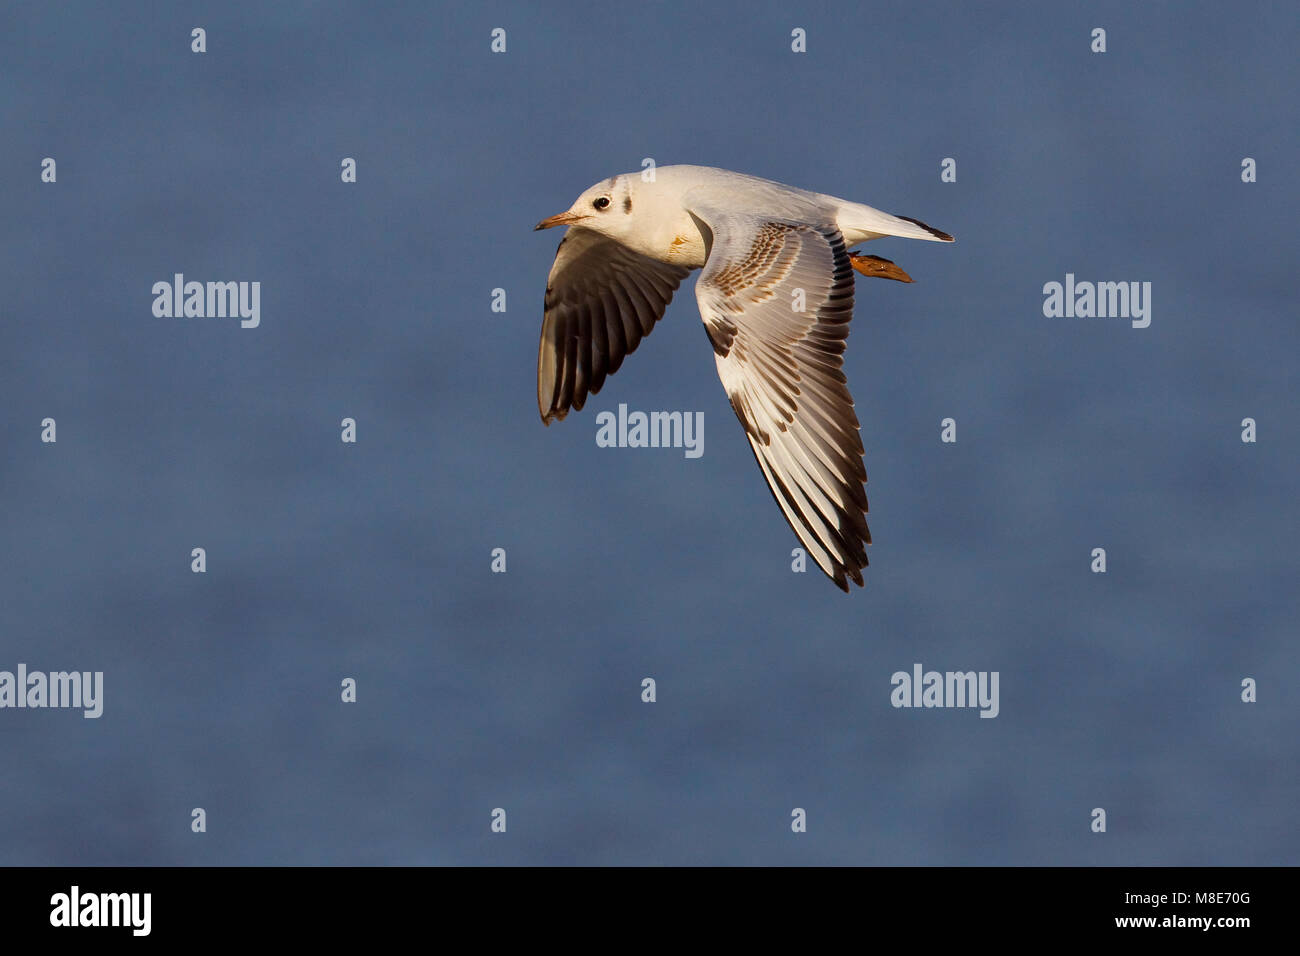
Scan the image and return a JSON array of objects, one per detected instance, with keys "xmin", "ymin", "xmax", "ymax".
[{"xmin": 534, "ymin": 165, "xmax": 953, "ymax": 591}]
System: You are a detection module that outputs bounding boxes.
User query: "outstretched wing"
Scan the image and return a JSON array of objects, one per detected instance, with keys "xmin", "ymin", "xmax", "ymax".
[
  {"xmin": 689, "ymin": 207, "xmax": 870, "ymax": 590},
  {"xmin": 538, "ymin": 226, "xmax": 691, "ymax": 423}
]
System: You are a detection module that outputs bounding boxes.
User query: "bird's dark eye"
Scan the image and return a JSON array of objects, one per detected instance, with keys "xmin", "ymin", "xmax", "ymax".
[{"xmin": 593, "ymin": 197, "xmax": 611, "ymax": 210}]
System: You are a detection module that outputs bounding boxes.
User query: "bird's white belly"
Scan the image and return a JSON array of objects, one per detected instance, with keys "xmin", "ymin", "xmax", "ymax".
[
  {"xmin": 630, "ymin": 215, "xmax": 709, "ymax": 268},
  {"xmin": 661, "ymin": 229, "xmax": 708, "ymax": 268}
]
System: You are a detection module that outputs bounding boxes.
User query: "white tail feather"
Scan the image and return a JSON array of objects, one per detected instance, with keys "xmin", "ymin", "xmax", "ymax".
[{"xmin": 839, "ymin": 203, "xmax": 954, "ymax": 244}]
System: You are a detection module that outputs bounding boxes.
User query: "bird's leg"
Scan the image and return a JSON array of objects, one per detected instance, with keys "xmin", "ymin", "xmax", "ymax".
[{"xmin": 849, "ymin": 252, "xmax": 914, "ymax": 283}]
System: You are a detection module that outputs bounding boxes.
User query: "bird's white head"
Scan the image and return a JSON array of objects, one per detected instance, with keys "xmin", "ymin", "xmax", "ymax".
[{"xmin": 534, "ymin": 174, "xmax": 643, "ymax": 242}]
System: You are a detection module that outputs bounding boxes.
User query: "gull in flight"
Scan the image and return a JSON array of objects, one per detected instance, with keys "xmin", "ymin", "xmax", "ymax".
[{"xmin": 534, "ymin": 165, "xmax": 953, "ymax": 591}]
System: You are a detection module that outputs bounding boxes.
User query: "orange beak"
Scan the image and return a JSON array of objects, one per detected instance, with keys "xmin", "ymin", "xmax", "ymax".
[{"xmin": 534, "ymin": 210, "xmax": 587, "ymax": 231}]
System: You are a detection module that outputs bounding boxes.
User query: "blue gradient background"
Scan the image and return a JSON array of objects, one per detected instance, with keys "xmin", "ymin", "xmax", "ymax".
[{"xmin": 1, "ymin": 1, "xmax": 1296, "ymax": 864}]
